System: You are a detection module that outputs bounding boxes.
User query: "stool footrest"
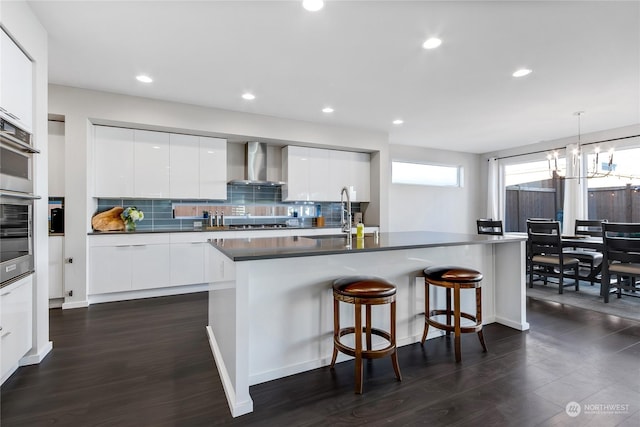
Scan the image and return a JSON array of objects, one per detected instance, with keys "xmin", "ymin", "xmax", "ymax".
[
  {"xmin": 334, "ymin": 327, "xmax": 397, "ymax": 359},
  {"xmin": 427, "ymin": 309, "xmax": 483, "ymax": 333}
]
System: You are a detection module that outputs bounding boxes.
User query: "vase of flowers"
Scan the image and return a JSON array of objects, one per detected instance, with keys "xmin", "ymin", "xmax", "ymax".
[{"xmin": 121, "ymin": 206, "xmax": 144, "ymax": 231}]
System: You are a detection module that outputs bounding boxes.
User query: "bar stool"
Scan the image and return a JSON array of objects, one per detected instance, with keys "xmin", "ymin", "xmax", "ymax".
[
  {"xmin": 421, "ymin": 266, "xmax": 487, "ymax": 362},
  {"xmin": 330, "ymin": 275, "xmax": 402, "ymax": 394}
]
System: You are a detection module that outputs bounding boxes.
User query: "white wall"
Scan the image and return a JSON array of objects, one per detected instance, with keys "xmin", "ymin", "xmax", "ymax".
[
  {"xmin": 387, "ymin": 145, "xmax": 481, "ymax": 233},
  {"xmin": 0, "ymin": 0, "xmax": 52, "ymax": 363},
  {"xmin": 48, "ymin": 85, "xmax": 390, "ymax": 307}
]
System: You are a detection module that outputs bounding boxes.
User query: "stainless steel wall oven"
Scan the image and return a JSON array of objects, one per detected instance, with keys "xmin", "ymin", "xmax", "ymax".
[
  {"xmin": 0, "ymin": 192, "xmax": 34, "ymax": 284},
  {"xmin": 1, "ymin": 118, "xmax": 37, "ymax": 194},
  {"xmin": 0, "ymin": 118, "xmax": 37, "ymax": 286}
]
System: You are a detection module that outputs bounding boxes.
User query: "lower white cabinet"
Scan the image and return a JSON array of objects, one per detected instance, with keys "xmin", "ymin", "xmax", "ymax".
[
  {"xmin": 170, "ymin": 242, "xmax": 205, "ymax": 286},
  {"xmin": 48, "ymin": 236, "xmax": 64, "ymax": 299},
  {"xmin": 89, "ymin": 235, "xmax": 170, "ymax": 295},
  {"xmin": 1, "ymin": 275, "xmax": 33, "ymax": 383}
]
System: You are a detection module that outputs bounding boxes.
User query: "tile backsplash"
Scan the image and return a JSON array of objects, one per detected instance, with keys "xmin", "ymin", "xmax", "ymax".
[{"xmin": 96, "ymin": 184, "xmax": 362, "ymax": 231}]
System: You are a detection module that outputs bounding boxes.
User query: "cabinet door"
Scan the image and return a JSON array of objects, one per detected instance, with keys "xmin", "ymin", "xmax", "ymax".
[
  {"xmin": 282, "ymin": 146, "xmax": 310, "ymax": 201},
  {"xmin": 328, "ymin": 150, "xmax": 351, "ymax": 202},
  {"xmin": 307, "ymin": 148, "xmax": 330, "ymax": 201},
  {"xmin": 48, "ymin": 236, "xmax": 64, "ymax": 299},
  {"xmin": 134, "ymin": 130, "xmax": 170, "ymax": 198},
  {"xmin": 170, "ymin": 242, "xmax": 205, "ymax": 286},
  {"xmin": 0, "ymin": 29, "xmax": 33, "ymax": 132},
  {"xmin": 1, "ymin": 276, "xmax": 32, "ymax": 381},
  {"xmin": 170, "ymin": 133, "xmax": 200, "ymax": 198},
  {"xmin": 131, "ymin": 244, "xmax": 171, "ymax": 289},
  {"xmin": 48, "ymin": 121, "xmax": 66, "ymax": 197},
  {"xmin": 94, "ymin": 126, "xmax": 135, "ymax": 197},
  {"xmin": 89, "ymin": 245, "xmax": 132, "ymax": 294},
  {"xmin": 350, "ymin": 151, "xmax": 371, "ymax": 202},
  {"xmin": 199, "ymin": 137, "xmax": 227, "ymax": 200}
]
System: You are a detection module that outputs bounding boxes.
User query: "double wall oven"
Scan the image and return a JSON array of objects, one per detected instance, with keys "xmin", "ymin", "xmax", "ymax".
[{"xmin": 1, "ymin": 118, "xmax": 38, "ymax": 285}]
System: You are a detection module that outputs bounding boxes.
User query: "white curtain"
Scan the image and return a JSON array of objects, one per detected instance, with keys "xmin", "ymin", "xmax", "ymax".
[
  {"xmin": 562, "ymin": 144, "xmax": 586, "ymax": 235},
  {"xmin": 486, "ymin": 157, "xmax": 504, "ymax": 220}
]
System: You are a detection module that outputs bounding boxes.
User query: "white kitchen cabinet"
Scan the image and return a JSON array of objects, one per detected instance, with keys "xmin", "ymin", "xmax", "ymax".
[
  {"xmin": 131, "ymin": 243, "xmax": 171, "ymax": 289},
  {"xmin": 0, "ymin": 29, "xmax": 33, "ymax": 132},
  {"xmin": 89, "ymin": 234, "xmax": 171, "ymax": 295},
  {"xmin": 48, "ymin": 236, "xmax": 64, "ymax": 299},
  {"xmin": 284, "ymin": 146, "xmax": 370, "ymax": 202},
  {"xmin": 199, "ymin": 137, "xmax": 227, "ymax": 200},
  {"xmin": 48, "ymin": 121, "xmax": 65, "ymax": 197},
  {"xmin": 282, "ymin": 146, "xmax": 330, "ymax": 201},
  {"xmin": 170, "ymin": 133, "xmax": 200, "ymax": 198},
  {"xmin": 94, "ymin": 126, "xmax": 135, "ymax": 198},
  {"xmin": 1, "ymin": 275, "xmax": 33, "ymax": 384},
  {"xmin": 134, "ymin": 130, "xmax": 170, "ymax": 198},
  {"xmin": 170, "ymin": 242, "xmax": 205, "ymax": 286},
  {"xmin": 329, "ymin": 150, "xmax": 370, "ymax": 202}
]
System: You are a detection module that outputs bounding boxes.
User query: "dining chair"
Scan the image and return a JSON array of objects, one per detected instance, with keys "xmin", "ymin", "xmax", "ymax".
[
  {"xmin": 476, "ymin": 219, "xmax": 503, "ymax": 236},
  {"xmin": 527, "ymin": 220, "xmax": 580, "ymax": 294},
  {"xmin": 563, "ymin": 219, "xmax": 607, "ymax": 286},
  {"xmin": 601, "ymin": 222, "xmax": 640, "ymax": 303}
]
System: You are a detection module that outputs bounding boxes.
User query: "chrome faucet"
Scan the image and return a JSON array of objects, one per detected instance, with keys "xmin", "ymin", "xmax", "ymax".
[{"xmin": 340, "ymin": 186, "xmax": 352, "ymax": 249}]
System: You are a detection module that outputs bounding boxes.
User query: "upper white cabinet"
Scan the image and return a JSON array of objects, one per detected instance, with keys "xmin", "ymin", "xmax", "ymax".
[
  {"xmin": 94, "ymin": 126, "xmax": 227, "ymax": 199},
  {"xmin": 199, "ymin": 137, "xmax": 227, "ymax": 200},
  {"xmin": 0, "ymin": 29, "xmax": 33, "ymax": 132},
  {"xmin": 282, "ymin": 146, "xmax": 329, "ymax": 201},
  {"xmin": 283, "ymin": 146, "xmax": 370, "ymax": 202},
  {"xmin": 94, "ymin": 126, "xmax": 135, "ymax": 198},
  {"xmin": 329, "ymin": 150, "xmax": 370, "ymax": 202},
  {"xmin": 134, "ymin": 130, "xmax": 170, "ymax": 198},
  {"xmin": 170, "ymin": 133, "xmax": 200, "ymax": 198}
]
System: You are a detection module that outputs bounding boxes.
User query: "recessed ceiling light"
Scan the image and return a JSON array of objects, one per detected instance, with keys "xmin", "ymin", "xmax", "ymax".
[
  {"xmin": 136, "ymin": 75, "xmax": 153, "ymax": 83},
  {"xmin": 512, "ymin": 69, "xmax": 532, "ymax": 77},
  {"xmin": 322, "ymin": 107, "xmax": 334, "ymax": 113},
  {"xmin": 393, "ymin": 119, "xmax": 404, "ymax": 125},
  {"xmin": 302, "ymin": 0, "xmax": 324, "ymax": 12},
  {"xmin": 422, "ymin": 38, "xmax": 442, "ymax": 49},
  {"xmin": 242, "ymin": 93, "xmax": 256, "ymax": 100}
]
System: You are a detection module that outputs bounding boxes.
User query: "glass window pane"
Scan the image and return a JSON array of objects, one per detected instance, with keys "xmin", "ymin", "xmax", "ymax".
[{"xmin": 391, "ymin": 161, "xmax": 461, "ymax": 187}]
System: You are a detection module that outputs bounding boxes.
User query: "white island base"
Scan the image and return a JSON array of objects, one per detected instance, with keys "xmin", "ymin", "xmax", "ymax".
[{"xmin": 206, "ymin": 235, "xmax": 527, "ymax": 417}]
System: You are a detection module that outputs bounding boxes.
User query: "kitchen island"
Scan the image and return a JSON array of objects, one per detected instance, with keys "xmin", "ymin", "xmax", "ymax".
[{"xmin": 206, "ymin": 231, "xmax": 528, "ymax": 417}]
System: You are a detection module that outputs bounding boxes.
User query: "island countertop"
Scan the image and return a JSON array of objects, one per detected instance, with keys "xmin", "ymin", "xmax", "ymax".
[{"xmin": 208, "ymin": 231, "xmax": 526, "ymax": 261}]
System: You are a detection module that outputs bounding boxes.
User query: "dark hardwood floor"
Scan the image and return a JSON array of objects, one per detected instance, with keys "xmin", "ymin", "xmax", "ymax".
[{"xmin": 2, "ymin": 293, "xmax": 639, "ymax": 426}]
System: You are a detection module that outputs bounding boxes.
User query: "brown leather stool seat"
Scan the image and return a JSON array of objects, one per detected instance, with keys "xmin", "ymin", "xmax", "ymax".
[
  {"xmin": 421, "ymin": 266, "xmax": 487, "ymax": 362},
  {"xmin": 330, "ymin": 276, "xmax": 402, "ymax": 394}
]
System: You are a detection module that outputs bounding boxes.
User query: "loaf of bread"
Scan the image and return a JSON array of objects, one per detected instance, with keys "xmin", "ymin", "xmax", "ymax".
[{"xmin": 92, "ymin": 206, "xmax": 125, "ymax": 231}]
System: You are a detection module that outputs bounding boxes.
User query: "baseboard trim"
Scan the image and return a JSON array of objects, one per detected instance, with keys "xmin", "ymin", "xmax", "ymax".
[
  {"xmin": 20, "ymin": 340, "xmax": 53, "ymax": 366},
  {"xmin": 62, "ymin": 300, "xmax": 89, "ymax": 310},
  {"xmin": 88, "ymin": 284, "xmax": 208, "ymax": 305},
  {"xmin": 206, "ymin": 326, "xmax": 253, "ymax": 418},
  {"xmin": 495, "ymin": 315, "xmax": 530, "ymax": 331}
]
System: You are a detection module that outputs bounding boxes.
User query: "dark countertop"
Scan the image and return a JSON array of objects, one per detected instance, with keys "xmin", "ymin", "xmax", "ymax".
[
  {"xmin": 209, "ymin": 231, "xmax": 527, "ymax": 261},
  {"xmin": 87, "ymin": 225, "xmax": 340, "ymax": 235}
]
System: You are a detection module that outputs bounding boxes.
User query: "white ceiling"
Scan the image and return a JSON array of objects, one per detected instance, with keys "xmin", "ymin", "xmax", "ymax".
[{"xmin": 27, "ymin": 0, "xmax": 640, "ymax": 153}]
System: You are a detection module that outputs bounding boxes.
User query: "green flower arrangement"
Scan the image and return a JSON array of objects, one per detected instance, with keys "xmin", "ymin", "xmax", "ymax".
[{"xmin": 121, "ymin": 206, "xmax": 144, "ymax": 231}]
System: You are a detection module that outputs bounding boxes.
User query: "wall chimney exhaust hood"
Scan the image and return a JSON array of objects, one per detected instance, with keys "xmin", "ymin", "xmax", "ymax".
[{"xmin": 228, "ymin": 141, "xmax": 285, "ymax": 185}]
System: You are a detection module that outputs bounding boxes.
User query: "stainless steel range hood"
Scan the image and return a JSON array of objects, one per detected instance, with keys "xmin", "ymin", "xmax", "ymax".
[{"xmin": 228, "ymin": 141, "xmax": 285, "ymax": 185}]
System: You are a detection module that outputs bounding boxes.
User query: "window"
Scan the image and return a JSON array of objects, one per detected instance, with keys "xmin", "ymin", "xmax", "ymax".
[{"xmin": 391, "ymin": 161, "xmax": 463, "ymax": 187}]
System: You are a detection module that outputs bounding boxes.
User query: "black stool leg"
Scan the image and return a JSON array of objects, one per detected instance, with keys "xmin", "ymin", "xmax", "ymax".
[{"xmin": 365, "ymin": 305, "xmax": 372, "ymax": 350}]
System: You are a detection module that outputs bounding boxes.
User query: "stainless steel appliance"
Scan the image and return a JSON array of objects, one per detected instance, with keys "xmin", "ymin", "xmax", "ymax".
[
  {"xmin": 1, "ymin": 118, "xmax": 38, "ymax": 194},
  {"xmin": 50, "ymin": 207, "xmax": 64, "ymax": 233},
  {"xmin": 0, "ymin": 191, "xmax": 35, "ymax": 285}
]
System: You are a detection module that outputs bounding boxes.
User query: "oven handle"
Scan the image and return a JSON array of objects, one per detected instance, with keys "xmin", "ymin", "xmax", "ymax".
[
  {"xmin": 0, "ymin": 190, "xmax": 41, "ymax": 200},
  {"xmin": 0, "ymin": 133, "xmax": 40, "ymax": 154}
]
